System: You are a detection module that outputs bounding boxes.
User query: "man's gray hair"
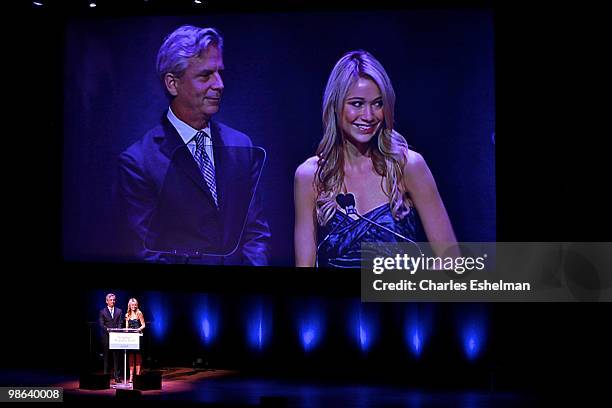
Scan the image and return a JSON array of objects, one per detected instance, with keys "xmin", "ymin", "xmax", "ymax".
[{"xmin": 156, "ymin": 25, "xmax": 223, "ymax": 86}]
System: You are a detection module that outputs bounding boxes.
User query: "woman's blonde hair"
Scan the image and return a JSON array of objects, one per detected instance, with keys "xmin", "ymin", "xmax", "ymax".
[
  {"xmin": 126, "ymin": 298, "xmax": 141, "ymax": 318},
  {"xmin": 315, "ymin": 50, "xmax": 411, "ymax": 225}
]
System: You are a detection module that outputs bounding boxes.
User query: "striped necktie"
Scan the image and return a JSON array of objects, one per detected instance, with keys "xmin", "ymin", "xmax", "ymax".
[{"xmin": 194, "ymin": 130, "xmax": 218, "ymax": 208}]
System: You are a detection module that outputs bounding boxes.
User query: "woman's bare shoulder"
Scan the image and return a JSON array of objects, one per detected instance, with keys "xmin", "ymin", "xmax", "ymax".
[
  {"xmin": 405, "ymin": 148, "xmax": 426, "ymax": 168},
  {"xmin": 402, "ymin": 148, "xmax": 435, "ymax": 190},
  {"xmin": 403, "ymin": 148, "xmax": 430, "ymax": 178},
  {"xmin": 295, "ymin": 156, "xmax": 319, "ymax": 181}
]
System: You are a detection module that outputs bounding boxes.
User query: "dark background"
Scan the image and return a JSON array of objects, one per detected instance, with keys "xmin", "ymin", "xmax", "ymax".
[{"xmin": 4, "ymin": 0, "xmax": 611, "ymax": 403}]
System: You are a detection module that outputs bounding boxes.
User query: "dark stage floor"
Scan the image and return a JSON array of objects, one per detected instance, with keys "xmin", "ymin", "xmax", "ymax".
[{"xmin": 0, "ymin": 368, "xmax": 540, "ymax": 407}]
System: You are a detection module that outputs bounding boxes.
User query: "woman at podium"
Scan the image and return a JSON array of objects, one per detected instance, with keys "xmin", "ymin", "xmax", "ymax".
[{"xmin": 125, "ymin": 298, "xmax": 146, "ymax": 383}]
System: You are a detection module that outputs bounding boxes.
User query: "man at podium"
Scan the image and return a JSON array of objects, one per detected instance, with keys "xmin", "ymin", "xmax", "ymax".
[{"xmin": 98, "ymin": 293, "xmax": 123, "ymax": 383}]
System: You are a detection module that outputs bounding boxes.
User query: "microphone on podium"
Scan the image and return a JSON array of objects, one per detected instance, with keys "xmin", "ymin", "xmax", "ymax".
[{"xmin": 336, "ymin": 193, "xmax": 423, "ymax": 255}]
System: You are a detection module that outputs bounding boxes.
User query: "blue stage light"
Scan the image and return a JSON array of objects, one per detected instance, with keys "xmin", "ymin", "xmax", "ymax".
[
  {"xmin": 462, "ymin": 324, "xmax": 483, "ymax": 360},
  {"xmin": 202, "ymin": 318, "xmax": 211, "ymax": 338},
  {"xmin": 257, "ymin": 320, "xmax": 263, "ymax": 347},
  {"xmin": 348, "ymin": 301, "xmax": 378, "ymax": 352},
  {"xmin": 302, "ymin": 327, "xmax": 316, "ymax": 347},
  {"xmin": 359, "ymin": 324, "xmax": 367, "ymax": 348},
  {"xmin": 246, "ymin": 298, "xmax": 272, "ymax": 351},
  {"xmin": 357, "ymin": 315, "xmax": 373, "ymax": 352},
  {"xmin": 147, "ymin": 292, "xmax": 169, "ymax": 341},
  {"xmin": 456, "ymin": 305, "xmax": 487, "ymax": 361},
  {"xmin": 404, "ymin": 304, "xmax": 433, "ymax": 358},
  {"xmin": 194, "ymin": 295, "xmax": 219, "ymax": 346},
  {"xmin": 412, "ymin": 328, "xmax": 422, "ymax": 355},
  {"xmin": 296, "ymin": 299, "xmax": 325, "ymax": 352}
]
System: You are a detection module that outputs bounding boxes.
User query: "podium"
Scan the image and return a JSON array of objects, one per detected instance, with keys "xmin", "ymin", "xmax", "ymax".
[{"xmin": 108, "ymin": 328, "xmax": 142, "ymax": 389}]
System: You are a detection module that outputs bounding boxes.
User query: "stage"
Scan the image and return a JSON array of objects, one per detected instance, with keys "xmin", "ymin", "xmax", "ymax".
[{"xmin": 1, "ymin": 367, "xmax": 541, "ymax": 407}]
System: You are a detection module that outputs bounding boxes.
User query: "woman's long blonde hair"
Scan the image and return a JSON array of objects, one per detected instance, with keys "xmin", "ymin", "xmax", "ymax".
[
  {"xmin": 126, "ymin": 298, "xmax": 141, "ymax": 319},
  {"xmin": 315, "ymin": 50, "xmax": 411, "ymax": 226}
]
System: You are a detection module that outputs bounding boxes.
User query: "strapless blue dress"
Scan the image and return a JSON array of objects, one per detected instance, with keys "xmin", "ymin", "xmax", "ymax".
[
  {"xmin": 128, "ymin": 318, "xmax": 140, "ymax": 329},
  {"xmin": 127, "ymin": 318, "xmax": 142, "ymax": 356},
  {"xmin": 317, "ymin": 203, "xmax": 417, "ymax": 269}
]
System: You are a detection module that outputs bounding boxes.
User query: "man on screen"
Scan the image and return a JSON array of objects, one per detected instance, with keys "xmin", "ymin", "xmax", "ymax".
[
  {"xmin": 98, "ymin": 293, "xmax": 123, "ymax": 383},
  {"xmin": 117, "ymin": 25, "xmax": 270, "ymax": 265}
]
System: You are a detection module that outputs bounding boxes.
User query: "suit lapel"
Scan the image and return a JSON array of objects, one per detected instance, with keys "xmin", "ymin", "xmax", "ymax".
[
  {"xmin": 159, "ymin": 115, "xmax": 218, "ymax": 208},
  {"xmin": 211, "ymin": 121, "xmax": 228, "ymax": 214},
  {"xmin": 212, "ymin": 122, "xmax": 239, "ymax": 252},
  {"xmin": 212, "ymin": 122, "xmax": 255, "ymax": 254},
  {"xmin": 154, "ymin": 115, "xmax": 247, "ymax": 254}
]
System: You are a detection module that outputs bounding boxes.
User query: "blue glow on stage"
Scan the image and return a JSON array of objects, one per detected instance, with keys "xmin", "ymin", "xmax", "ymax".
[
  {"xmin": 411, "ymin": 328, "xmax": 422, "ymax": 356},
  {"xmin": 194, "ymin": 295, "xmax": 219, "ymax": 346},
  {"xmin": 404, "ymin": 304, "xmax": 434, "ymax": 358},
  {"xmin": 202, "ymin": 318, "xmax": 211, "ymax": 339},
  {"xmin": 456, "ymin": 305, "xmax": 487, "ymax": 361},
  {"xmin": 147, "ymin": 292, "xmax": 169, "ymax": 340},
  {"xmin": 360, "ymin": 324, "xmax": 368, "ymax": 349},
  {"xmin": 246, "ymin": 298, "xmax": 272, "ymax": 351},
  {"xmin": 296, "ymin": 299, "xmax": 325, "ymax": 352},
  {"xmin": 257, "ymin": 321, "xmax": 262, "ymax": 347},
  {"xmin": 302, "ymin": 327, "xmax": 316, "ymax": 348},
  {"xmin": 462, "ymin": 324, "xmax": 483, "ymax": 361},
  {"xmin": 349, "ymin": 301, "xmax": 378, "ymax": 352}
]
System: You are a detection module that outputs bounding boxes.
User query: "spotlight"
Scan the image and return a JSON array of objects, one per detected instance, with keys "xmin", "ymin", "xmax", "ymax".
[
  {"xmin": 194, "ymin": 0, "xmax": 203, "ymax": 4},
  {"xmin": 32, "ymin": 1, "xmax": 43, "ymax": 6},
  {"xmin": 89, "ymin": 2, "xmax": 96, "ymax": 7}
]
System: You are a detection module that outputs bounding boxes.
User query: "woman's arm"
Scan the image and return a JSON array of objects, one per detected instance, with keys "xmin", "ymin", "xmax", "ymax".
[
  {"xmin": 137, "ymin": 311, "xmax": 146, "ymax": 331},
  {"xmin": 403, "ymin": 150, "xmax": 458, "ymax": 257},
  {"xmin": 294, "ymin": 157, "xmax": 318, "ymax": 267}
]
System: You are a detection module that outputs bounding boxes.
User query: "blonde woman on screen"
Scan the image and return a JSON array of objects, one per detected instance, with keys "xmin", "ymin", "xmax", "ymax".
[{"xmin": 294, "ymin": 50, "xmax": 457, "ymax": 268}]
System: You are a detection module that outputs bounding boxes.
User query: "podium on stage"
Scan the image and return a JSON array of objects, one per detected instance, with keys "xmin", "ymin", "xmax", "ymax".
[{"xmin": 108, "ymin": 328, "xmax": 142, "ymax": 389}]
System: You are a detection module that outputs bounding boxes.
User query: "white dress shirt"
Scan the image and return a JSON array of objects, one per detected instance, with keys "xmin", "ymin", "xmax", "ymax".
[{"xmin": 167, "ymin": 107, "xmax": 215, "ymax": 166}]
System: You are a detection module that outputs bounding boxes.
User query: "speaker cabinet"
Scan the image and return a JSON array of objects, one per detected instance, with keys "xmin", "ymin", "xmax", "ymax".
[
  {"xmin": 79, "ymin": 373, "xmax": 110, "ymax": 390},
  {"xmin": 133, "ymin": 371, "xmax": 162, "ymax": 390}
]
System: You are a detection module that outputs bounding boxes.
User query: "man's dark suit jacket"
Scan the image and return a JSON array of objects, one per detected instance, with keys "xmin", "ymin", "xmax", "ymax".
[
  {"xmin": 98, "ymin": 307, "xmax": 123, "ymax": 339},
  {"xmin": 117, "ymin": 114, "xmax": 270, "ymax": 265},
  {"xmin": 98, "ymin": 306, "xmax": 123, "ymax": 378}
]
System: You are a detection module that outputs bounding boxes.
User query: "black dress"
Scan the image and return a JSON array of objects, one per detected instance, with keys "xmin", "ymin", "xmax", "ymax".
[
  {"xmin": 127, "ymin": 318, "xmax": 140, "ymax": 330},
  {"xmin": 127, "ymin": 318, "xmax": 142, "ymax": 358}
]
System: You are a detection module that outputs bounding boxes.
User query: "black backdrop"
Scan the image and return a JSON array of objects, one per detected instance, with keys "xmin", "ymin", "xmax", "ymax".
[{"xmin": 4, "ymin": 0, "xmax": 611, "ymax": 402}]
